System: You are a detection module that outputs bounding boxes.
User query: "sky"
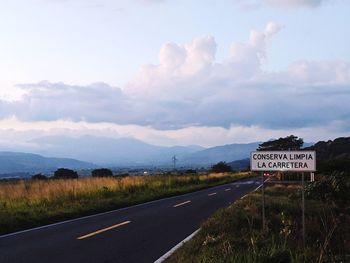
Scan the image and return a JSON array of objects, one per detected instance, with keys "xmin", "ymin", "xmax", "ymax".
[{"xmin": 0, "ymin": 0, "xmax": 349, "ymax": 147}]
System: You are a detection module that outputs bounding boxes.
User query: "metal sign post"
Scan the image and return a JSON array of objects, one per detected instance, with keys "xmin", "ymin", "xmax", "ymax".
[
  {"xmin": 302, "ymin": 172, "xmax": 305, "ymax": 248},
  {"xmin": 310, "ymin": 172, "xmax": 315, "ymax": 182},
  {"xmin": 262, "ymin": 171, "xmax": 266, "ymax": 232}
]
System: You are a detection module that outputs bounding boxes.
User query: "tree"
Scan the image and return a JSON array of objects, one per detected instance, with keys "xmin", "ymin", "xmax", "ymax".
[
  {"xmin": 92, "ymin": 168, "xmax": 113, "ymax": 177},
  {"xmin": 211, "ymin": 161, "xmax": 232, "ymax": 173},
  {"xmin": 185, "ymin": 169, "xmax": 197, "ymax": 174},
  {"xmin": 53, "ymin": 168, "xmax": 78, "ymax": 179},
  {"xmin": 32, "ymin": 173, "xmax": 48, "ymax": 180},
  {"xmin": 304, "ymin": 136, "xmax": 350, "ymax": 174},
  {"xmin": 258, "ymin": 135, "xmax": 303, "ymax": 151},
  {"xmin": 258, "ymin": 135, "xmax": 304, "ymax": 181}
]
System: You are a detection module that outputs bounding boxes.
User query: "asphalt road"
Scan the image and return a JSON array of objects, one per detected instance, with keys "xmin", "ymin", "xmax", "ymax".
[{"xmin": 0, "ymin": 177, "xmax": 261, "ymax": 263}]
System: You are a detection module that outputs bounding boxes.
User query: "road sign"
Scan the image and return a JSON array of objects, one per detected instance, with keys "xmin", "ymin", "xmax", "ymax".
[{"xmin": 250, "ymin": 151, "xmax": 316, "ymax": 172}]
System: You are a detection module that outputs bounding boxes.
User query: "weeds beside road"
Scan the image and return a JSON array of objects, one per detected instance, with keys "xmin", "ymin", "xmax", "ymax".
[{"xmin": 167, "ymin": 180, "xmax": 350, "ymax": 263}]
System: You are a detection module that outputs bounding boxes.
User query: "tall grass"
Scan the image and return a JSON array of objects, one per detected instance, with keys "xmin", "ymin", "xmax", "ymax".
[
  {"xmin": 0, "ymin": 172, "xmax": 250, "ymax": 235},
  {"xmin": 0, "ymin": 173, "xmax": 237, "ymax": 203},
  {"xmin": 167, "ymin": 185, "xmax": 350, "ymax": 263}
]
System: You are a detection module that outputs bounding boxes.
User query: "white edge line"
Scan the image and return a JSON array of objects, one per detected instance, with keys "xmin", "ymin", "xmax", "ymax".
[
  {"xmin": 154, "ymin": 178, "xmax": 264, "ymax": 262},
  {"xmin": 252, "ymin": 178, "xmax": 269, "ymax": 192},
  {"xmin": 240, "ymin": 194, "xmax": 248, "ymax": 199},
  {"xmin": 253, "ymin": 184, "xmax": 263, "ymax": 192},
  {"xmin": 240, "ymin": 179, "xmax": 268, "ymax": 200},
  {"xmin": 154, "ymin": 229, "xmax": 200, "ymax": 263},
  {"xmin": 0, "ymin": 177, "xmax": 259, "ymax": 239}
]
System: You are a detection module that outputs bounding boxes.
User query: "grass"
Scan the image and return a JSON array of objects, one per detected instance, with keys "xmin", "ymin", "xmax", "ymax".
[
  {"xmin": 166, "ymin": 184, "xmax": 350, "ymax": 263},
  {"xmin": 0, "ymin": 172, "xmax": 252, "ymax": 235}
]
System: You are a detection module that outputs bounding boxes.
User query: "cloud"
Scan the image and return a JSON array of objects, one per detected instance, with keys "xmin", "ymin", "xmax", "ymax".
[
  {"xmin": 0, "ymin": 22, "xmax": 349, "ymax": 139},
  {"xmin": 139, "ymin": 0, "xmax": 166, "ymax": 3},
  {"xmin": 123, "ymin": 22, "xmax": 350, "ymax": 130},
  {"xmin": 287, "ymin": 60, "xmax": 350, "ymax": 84},
  {"xmin": 2, "ymin": 81, "xmax": 128, "ymax": 123},
  {"xmin": 266, "ymin": 0, "xmax": 326, "ymax": 8},
  {"xmin": 234, "ymin": 0, "xmax": 329, "ymax": 9},
  {"xmin": 0, "ymin": 117, "xmax": 348, "ymax": 148},
  {"xmin": 127, "ymin": 35, "xmax": 217, "ymax": 98},
  {"xmin": 127, "ymin": 22, "xmax": 281, "ymax": 97}
]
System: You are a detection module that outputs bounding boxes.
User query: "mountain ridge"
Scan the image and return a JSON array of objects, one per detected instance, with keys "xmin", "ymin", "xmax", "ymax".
[{"xmin": 0, "ymin": 151, "xmax": 97, "ymax": 175}]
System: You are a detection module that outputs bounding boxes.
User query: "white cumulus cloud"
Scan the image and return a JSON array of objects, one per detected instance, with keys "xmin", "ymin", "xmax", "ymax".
[
  {"xmin": 0, "ymin": 22, "xmax": 349, "ymax": 139},
  {"xmin": 266, "ymin": 0, "xmax": 327, "ymax": 8},
  {"xmin": 234, "ymin": 0, "xmax": 330, "ymax": 9}
]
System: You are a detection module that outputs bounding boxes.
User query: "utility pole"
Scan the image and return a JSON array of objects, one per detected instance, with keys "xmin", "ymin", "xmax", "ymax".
[{"xmin": 172, "ymin": 155, "xmax": 177, "ymax": 171}]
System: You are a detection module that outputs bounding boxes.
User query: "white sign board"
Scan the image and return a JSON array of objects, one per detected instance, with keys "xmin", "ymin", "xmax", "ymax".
[{"xmin": 250, "ymin": 151, "xmax": 316, "ymax": 172}]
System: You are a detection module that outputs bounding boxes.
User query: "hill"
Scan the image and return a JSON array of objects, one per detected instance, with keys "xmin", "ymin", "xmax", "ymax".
[
  {"xmin": 304, "ymin": 136, "xmax": 350, "ymax": 172},
  {"xmin": 0, "ymin": 152, "xmax": 97, "ymax": 177},
  {"xmin": 227, "ymin": 158, "xmax": 250, "ymax": 171},
  {"xmin": 183, "ymin": 142, "xmax": 260, "ymax": 166},
  {"xmin": 27, "ymin": 135, "xmax": 204, "ymax": 166}
]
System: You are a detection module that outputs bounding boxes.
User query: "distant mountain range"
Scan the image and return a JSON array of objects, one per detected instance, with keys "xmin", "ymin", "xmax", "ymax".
[
  {"xmin": 0, "ymin": 134, "xmax": 319, "ymax": 176},
  {"xmin": 27, "ymin": 136, "xmax": 264, "ymax": 167},
  {"xmin": 182, "ymin": 142, "xmax": 260, "ymax": 166},
  {"xmin": 0, "ymin": 152, "xmax": 96, "ymax": 176},
  {"xmin": 228, "ymin": 158, "xmax": 250, "ymax": 171},
  {"xmin": 27, "ymin": 135, "xmax": 204, "ymax": 165},
  {"xmin": 0, "ymin": 135, "xmax": 265, "ymax": 175}
]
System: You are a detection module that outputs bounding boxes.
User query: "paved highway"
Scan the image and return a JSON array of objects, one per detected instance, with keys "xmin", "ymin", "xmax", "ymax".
[{"xmin": 0, "ymin": 177, "xmax": 261, "ymax": 263}]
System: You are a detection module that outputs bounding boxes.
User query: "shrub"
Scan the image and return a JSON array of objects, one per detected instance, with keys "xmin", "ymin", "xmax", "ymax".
[
  {"xmin": 31, "ymin": 173, "xmax": 48, "ymax": 180},
  {"xmin": 261, "ymin": 250, "xmax": 291, "ymax": 263},
  {"xmin": 92, "ymin": 168, "xmax": 113, "ymax": 177},
  {"xmin": 318, "ymin": 157, "xmax": 350, "ymax": 174},
  {"xmin": 305, "ymin": 171, "xmax": 350, "ymax": 203},
  {"xmin": 116, "ymin": 173, "xmax": 129, "ymax": 177},
  {"xmin": 53, "ymin": 168, "xmax": 78, "ymax": 179}
]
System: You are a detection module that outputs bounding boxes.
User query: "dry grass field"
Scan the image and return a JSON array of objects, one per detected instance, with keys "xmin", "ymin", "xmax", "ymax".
[{"xmin": 0, "ymin": 172, "xmax": 251, "ymax": 235}]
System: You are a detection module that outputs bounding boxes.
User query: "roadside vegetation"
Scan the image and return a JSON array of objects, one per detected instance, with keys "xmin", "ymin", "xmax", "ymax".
[
  {"xmin": 167, "ymin": 173, "xmax": 350, "ymax": 263},
  {"xmin": 0, "ymin": 171, "xmax": 251, "ymax": 235},
  {"xmin": 167, "ymin": 135, "xmax": 350, "ymax": 263}
]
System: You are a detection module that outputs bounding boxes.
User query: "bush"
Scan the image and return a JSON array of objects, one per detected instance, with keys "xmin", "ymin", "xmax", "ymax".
[
  {"xmin": 53, "ymin": 168, "xmax": 78, "ymax": 179},
  {"xmin": 305, "ymin": 171, "xmax": 350, "ymax": 203},
  {"xmin": 185, "ymin": 169, "xmax": 197, "ymax": 174},
  {"xmin": 116, "ymin": 173, "xmax": 129, "ymax": 177},
  {"xmin": 318, "ymin": 157, "xmax": 350, "ymax": 174},
  {"xmin": 261, "ymin": 250, "xmax": 291, "ymax": 263},
  {"xmin": 92, "ymin": 168, "xmax": 113, "ymax": 177},
  {"xmin": 31, "ymin": 173, "xmax": 47, "ymax": 180},
  {"xmin": 211, "ymin": 162, "xmax": 232, "ymax": 173}
]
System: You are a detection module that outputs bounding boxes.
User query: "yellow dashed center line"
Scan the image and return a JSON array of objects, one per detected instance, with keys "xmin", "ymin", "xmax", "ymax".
[
  {"xmin": 77, "ymin": 221, "xmax": 131, "ymax": 240},
  {"xmin": 224, "ymin": 188, "xmax": 231, "ymax": 191},
  {"xmin": 173, "ymin": 200, "xmax": 191, "ymax": 208},
  {"xmin": 208, "ymin": 192, "xmax": 217, "ymax": 196}
]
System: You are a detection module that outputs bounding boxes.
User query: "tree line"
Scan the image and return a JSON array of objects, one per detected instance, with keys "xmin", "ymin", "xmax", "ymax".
[{"xmin": 32, "ymin": 168, "xmax": 115, "ymax": 180}]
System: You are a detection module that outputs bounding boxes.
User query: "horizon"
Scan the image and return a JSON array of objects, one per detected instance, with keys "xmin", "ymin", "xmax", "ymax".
[{"xmin": 1, "ymin": 0, "xmax": 350, "ymax": 149}]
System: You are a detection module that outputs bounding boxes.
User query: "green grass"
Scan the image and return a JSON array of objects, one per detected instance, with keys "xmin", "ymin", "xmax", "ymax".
[
  {"xmin": 166, "ymin": 184, "xmax": 350, "ymax": 263},
  {"xmin": 0, "ymin": 172, "xmax": 252, "ymax": 235}
]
